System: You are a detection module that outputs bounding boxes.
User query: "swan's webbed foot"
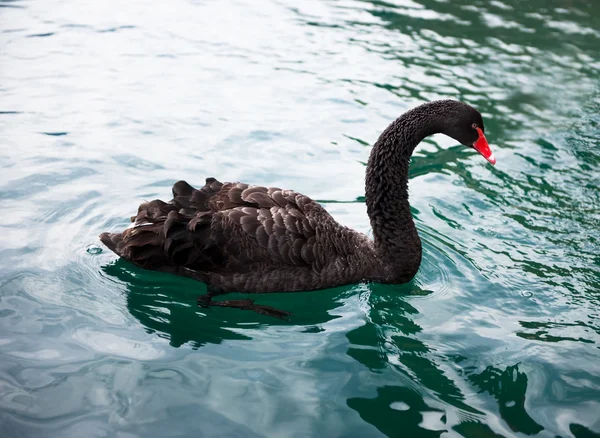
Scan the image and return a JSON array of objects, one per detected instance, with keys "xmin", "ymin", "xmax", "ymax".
[
  {"xmin": 197, "ymin": 294, "xmax": 291, "ymax": 320},
  {"xmin": 197, "ymin": 293, "xmax": 214, "ymax": 308},
  {"xmin": 248, "ymin": 304, "xmax": 292, "ymax": 319}
]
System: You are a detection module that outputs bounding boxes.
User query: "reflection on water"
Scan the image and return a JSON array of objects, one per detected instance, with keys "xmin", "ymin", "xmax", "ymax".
[
  {"xmin": 1, "ymin": 0, "xmax": 599, "ymax": 436},
  {"xmin": 347, "ymin": 283, "xmax": 600, "ymax": 437},
  {"xmin": 104, "ymin": 259, "xmax": 346, "ymax": 348},
  {"xmin": 469, "ymin": 364, "xmax": 543, "ymax": 435},
  {"xmin": 108, "ymin": 260, "xmax": 556, "ymax": 437}
]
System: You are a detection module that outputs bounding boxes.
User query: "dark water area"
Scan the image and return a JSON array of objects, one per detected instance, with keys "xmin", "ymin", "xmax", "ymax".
[{"xmin": 1, "ymin": 0, "xmax": 599, "ymax": 437}]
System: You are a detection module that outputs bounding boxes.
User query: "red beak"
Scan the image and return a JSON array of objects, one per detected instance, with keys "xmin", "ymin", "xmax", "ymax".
[{"xmin": 473, "ymin": 127, "xmax": 496, "ymax": 165}]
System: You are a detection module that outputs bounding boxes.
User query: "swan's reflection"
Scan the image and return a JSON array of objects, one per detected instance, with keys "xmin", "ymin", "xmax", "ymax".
[
  {"xmin": 346, "ymin": 284, "xmax": 547, "ymax": 437},
  {"xmin": 103, "ymin": 260, "xmax": 547, "ymax": 436},
  {"xmin": 103, "ymin": 259, "xmax": 348, "ymax": 348}
]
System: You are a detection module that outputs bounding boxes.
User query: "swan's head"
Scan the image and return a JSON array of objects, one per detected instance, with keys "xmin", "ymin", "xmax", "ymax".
[{"xmin": 443, "ymin": 102, "xmax": 496, "ymax": 165}]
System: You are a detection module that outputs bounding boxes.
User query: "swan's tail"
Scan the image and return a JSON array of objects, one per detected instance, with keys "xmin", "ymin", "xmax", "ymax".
[
  {"xmin": 99, "ymin": 199, "xmax": 176, "ymax": 270},
  {"xmin": 99, "ymin": 231, "xmax": 123, "ymax": 254},
  {"xmin": 99, "ymin": 178, "xmax": 225, "ymax": 272}
]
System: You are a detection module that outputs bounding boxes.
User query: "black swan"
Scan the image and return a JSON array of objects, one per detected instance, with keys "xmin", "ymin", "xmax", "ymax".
[{"xmin": 100, "ymin": 100, "xmax": 495, "ymax": 317}]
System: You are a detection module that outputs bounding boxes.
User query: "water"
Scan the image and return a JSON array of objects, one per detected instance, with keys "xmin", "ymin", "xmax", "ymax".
[{"xmin": 1, "ymin": 0, "xmax": 599, "ymax": 436}]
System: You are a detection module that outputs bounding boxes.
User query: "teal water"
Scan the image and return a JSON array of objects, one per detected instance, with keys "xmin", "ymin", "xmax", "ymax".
[{"xmin": 1, "ymin": 0, "xmax": 599, "ymax": 436}]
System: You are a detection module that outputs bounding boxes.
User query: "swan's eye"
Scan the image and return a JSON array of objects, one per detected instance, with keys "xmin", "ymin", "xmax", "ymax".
[{"xmin": 471, "ymin": 123, "xmax": 478, "ymax": 129}]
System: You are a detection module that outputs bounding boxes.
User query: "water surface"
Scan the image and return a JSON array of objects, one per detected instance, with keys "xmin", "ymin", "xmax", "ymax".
[{"xmin": 1, "ymin": 0, "xmax": 599, "ymax": 437}]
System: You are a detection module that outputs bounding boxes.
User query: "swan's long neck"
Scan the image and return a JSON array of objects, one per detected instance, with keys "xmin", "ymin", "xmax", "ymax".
[{"xmin": 365, "ymin": 103, "xmax": 443, "ymax": 282}]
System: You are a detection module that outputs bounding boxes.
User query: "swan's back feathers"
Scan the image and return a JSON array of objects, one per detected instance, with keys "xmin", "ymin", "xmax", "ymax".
[{"xmin": 100, "ymin": 177, "xmax": 372, "ymax": 292}]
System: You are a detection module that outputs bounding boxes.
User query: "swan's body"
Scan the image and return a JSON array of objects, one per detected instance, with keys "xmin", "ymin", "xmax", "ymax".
[
  {"xmin": 102, "ymin": 178, "xmax": 383, "ymax": 293},
  {"xmin": 100, "ymin": 100, "xmax": 494, "ymax": 314}
]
